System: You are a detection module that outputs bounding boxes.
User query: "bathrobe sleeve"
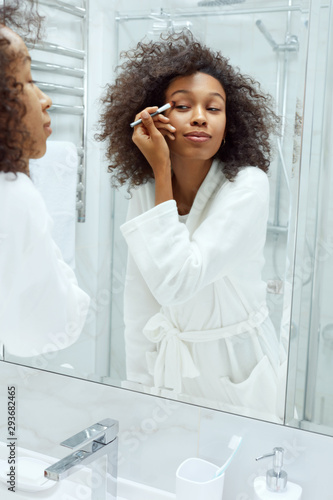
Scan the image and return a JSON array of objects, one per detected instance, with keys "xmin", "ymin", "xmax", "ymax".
[
  {"xmin": 0, "ymin": 174, "xmax": 90, "ymax": 357},
  {"xmin": 121, "ymin": 180, "xmax": 159, "ymax": 385},
  {"xmin": 120, "ymin": 167, "xmax": 269, "ymax": 307}
]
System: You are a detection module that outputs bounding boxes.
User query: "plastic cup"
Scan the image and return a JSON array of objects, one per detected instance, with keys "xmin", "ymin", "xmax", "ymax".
[{"xmin": 176, "ymin": 457, "xmax": 225, "ymax": 500}]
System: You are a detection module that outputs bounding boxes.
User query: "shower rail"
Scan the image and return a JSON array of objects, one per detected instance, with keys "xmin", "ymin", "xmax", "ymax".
[
  {"xmin": 36, "ymin": 82, "xmax": 84, "ymax": 97},
  {"xmin": 116, "ymin": 5, "xmax": 310, "ymax": 23},
  {"xmin": 39, "ymin": 0, "xmax": 86, "ymax": 18},
  {"xmin": 31, "ymin": 61, "xmax": 85, "ymax": 78},
  {"xmin": 48, "ymin": 104, "xmax": 85, "ymax": 115},
  {"xmin": 26, "ymin": 41, "xmax": 85, "ymax": 60}
]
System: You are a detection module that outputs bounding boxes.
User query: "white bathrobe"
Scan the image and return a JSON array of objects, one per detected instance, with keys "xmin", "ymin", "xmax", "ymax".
[
  {"xmin": 0, "ymin": 171, "xmax": 90, "ymax": 358},
  {"xmin": 121, "ymin": 161, "xmax": 281, "ymax": 419}
]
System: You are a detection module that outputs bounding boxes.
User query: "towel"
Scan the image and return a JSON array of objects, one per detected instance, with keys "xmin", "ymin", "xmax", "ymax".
[{"xmin": 30, "ymin": 141, "xmax": 78, "ymax": 269}]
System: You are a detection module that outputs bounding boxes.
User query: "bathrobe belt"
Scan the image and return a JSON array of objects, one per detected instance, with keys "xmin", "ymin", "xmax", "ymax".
[{"xmin": 143, "ymin": 303, "xmax": 269, "ymax": 393}]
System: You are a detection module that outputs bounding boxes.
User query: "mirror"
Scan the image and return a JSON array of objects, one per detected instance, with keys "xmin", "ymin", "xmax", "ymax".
[{"xmin": 2, "ymin": 0, "xmax": 332, "ymax": 434}]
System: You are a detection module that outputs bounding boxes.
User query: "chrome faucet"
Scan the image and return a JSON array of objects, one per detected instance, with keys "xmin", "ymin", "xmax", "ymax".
[{"xmin": 44, "ymin": 418, "xmax": 118, "ymax": 500}]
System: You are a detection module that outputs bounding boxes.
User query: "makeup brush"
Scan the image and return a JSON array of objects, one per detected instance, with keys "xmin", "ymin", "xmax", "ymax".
[{"xmin": 130, "ymin": 101, "xmax": 175, "ymax": 128}]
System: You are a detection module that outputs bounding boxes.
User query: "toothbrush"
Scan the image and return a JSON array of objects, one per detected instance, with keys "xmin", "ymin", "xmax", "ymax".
[
  {"xmin": 215, "ymin": 435, "xmax": 243, "ymax": 478},
  {"xmin": 130, "ymin": 101, "xmax": 175, "ymax": 127}
]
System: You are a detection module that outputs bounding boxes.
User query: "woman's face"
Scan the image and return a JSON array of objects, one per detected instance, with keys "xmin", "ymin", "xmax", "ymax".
[
  {"xmin": 2, "ymin": 27, "xmax": 52, "ymax": 163},
  {"xmin": 164, "ymin": 72, "xmax": 226, "ymax": 164}
]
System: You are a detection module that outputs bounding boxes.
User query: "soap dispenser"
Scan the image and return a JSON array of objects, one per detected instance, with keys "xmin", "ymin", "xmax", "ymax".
[{"xmin": 253, "ymin": 447, "xmax": 302, "ymax": 500}]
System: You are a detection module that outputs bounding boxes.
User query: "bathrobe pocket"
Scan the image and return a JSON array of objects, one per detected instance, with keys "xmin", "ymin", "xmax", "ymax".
[{"xmin": 219, "ymin": 355, "xmax": 277, "ymax": 415}]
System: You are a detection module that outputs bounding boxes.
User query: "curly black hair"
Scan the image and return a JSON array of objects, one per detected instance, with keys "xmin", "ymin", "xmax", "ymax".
[
  {"xmin": 97, "ymin": 31, "xmax": 280, "ymax": 190},
  {"xmin": 0, "ymin": 0, "xmax": 44, "ymax": 174}
]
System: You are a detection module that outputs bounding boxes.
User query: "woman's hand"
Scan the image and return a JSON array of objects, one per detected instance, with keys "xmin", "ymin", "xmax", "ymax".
[
  {"xmin": 132, "ymin": 106, "xmax": 176, "ymax": 176},
  {"xmin": 132, "ymin": 106, "xmax": 176, "ymax": 206}
]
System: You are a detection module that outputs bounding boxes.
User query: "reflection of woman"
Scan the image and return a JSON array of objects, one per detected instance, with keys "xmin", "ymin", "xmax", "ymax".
[
  {"xmin": 99, "ymin": 32, "xmax": 282, "ymax": 418},
  {"xmin": 0, "ymin": 3, "xmax": 90, "ymax": 357}
]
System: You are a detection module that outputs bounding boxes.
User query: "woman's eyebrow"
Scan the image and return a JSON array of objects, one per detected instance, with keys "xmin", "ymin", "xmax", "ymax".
[
  {"xmin": 170, "ymin": 89, "xmax": 225, "ymax": 102},
  {"xmin": 210, "ymin": 92, "xmax": 225, "ymax": 102}
]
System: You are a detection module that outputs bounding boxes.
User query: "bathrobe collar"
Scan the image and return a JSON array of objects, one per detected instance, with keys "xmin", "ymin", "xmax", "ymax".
[{"xmin": 185, "ymin": 159, "xmax": 227, "ymax": 235}]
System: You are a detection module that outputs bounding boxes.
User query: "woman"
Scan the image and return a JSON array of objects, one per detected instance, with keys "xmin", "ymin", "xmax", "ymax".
[
  {"xmin": 98, "ymin": 32, "xmax": 283, "ymax": 419},
  {"xmin": 0, "ymin": 2, "xmax": 90, "ymax": 357}
]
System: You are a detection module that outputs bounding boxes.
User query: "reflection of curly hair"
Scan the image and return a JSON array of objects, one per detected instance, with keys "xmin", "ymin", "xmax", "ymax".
[
  {"xmin": 97, "ymin": 31, "xmax": 280, "ymax": 189},
  {"xmin": 0, "ymin": 0, "xmax": 44, "ymax": 174}
]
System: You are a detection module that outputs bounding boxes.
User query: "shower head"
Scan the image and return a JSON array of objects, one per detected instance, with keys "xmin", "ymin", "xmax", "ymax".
[
  {"xmin": 198, "ymin": 0, "xmax": 245, "ymax": 6},
  {"xmin": 255, "ymin": 20, "xmax": 278, "ymax": 50}
]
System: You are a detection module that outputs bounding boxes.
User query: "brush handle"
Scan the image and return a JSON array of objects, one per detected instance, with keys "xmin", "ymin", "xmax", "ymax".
[
  {"xmin": 215, "ymin": 436, "xmax": 242, "ymax": 477},
  {"xmin": 130, "ymin": 102, "xmax": 172, "ymax": 127}
]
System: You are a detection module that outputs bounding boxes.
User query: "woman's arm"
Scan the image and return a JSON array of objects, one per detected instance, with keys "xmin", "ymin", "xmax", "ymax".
[{"xmin": 131, "ymin": 108, "xmax": 175, "ymax": 206}]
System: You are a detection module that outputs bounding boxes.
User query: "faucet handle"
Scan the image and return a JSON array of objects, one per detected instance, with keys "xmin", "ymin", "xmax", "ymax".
[{"xmin": 61, "ymin": 418, "xmax": 119, "ymax": 450}]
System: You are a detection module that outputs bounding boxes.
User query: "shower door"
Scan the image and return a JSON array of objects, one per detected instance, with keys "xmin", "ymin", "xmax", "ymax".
[{"xmin": 286, "ymin": 0, "xmax": 333, "ymax": 435}]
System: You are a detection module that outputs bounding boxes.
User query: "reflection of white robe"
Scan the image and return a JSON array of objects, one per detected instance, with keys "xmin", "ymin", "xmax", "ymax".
[
  {"xmin": 121, "ymin": 161, "xmax": 281, "ymax": 419},
  {"xmin": 0, "ymin": 172, "xmax": 90, "ymax": 357}
]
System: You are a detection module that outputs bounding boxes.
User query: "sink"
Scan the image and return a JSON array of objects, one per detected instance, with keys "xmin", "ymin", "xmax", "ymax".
[{"xmin": 0, "ymin": 442, "xmax": 175, "ymax": 500}]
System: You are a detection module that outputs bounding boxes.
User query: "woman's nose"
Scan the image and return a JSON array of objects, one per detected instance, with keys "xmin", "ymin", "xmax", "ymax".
[
  {"xmin": 40, "ymin": 89, "xmax": 52, "ymax": 110},
  {"xmin": 190, "ymin": 106, "xmax": 207, "ymax": 126}
]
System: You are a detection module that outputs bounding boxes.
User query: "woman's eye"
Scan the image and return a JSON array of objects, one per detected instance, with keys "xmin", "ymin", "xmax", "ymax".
[
  {"xmin": 175, "ymin": 105, "xmax": 189, "ymax": 110},
  {"xmin": 208, "ymin": 107, "xmax": 220, "ymax": 112}
]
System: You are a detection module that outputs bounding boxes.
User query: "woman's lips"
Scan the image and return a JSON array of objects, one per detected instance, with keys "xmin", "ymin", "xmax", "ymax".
[
  {"xmin": 184, "ymin": 131, "xmax": 211, "ymax": 143},
  {"xmin": 44, "ymin": 123, "xmax": 52, "ymax": 137}
]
